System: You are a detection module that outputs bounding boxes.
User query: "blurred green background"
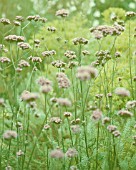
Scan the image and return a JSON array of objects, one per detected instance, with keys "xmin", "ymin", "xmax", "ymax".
[{"xmin": 0, "ymin": 0, "xmax": 136, "ymax": 24}]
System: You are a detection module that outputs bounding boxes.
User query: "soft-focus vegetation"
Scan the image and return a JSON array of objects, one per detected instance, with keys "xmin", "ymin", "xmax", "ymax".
[{"xmin": 0, "ymin": 1, "xmax": 136, "ymax": 170}]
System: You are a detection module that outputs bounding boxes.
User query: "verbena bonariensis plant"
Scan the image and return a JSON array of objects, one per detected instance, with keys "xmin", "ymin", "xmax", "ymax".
[{"xmin": 0, "ymin": 9, "xmax": 136, "ymax": 170}]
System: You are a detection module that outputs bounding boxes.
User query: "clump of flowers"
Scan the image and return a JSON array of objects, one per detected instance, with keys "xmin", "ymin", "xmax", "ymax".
[
  {"xmin": 50, "ymin": 149, "xmax": 64, "ymax": 158},
  {"xmin": 0, "ymin": 57, "xmax": 11, "ymax": 63},
  {"xmin": 73, "ymin": 37, "xmax": 88, "ymax": 45},
  {"xmin": 42, "ymin": 50, "xmax": 56, "ymax": 57},
  {"xmin": 47, "ymin": 26, "xmax": 56, "ymax": 32},
  {"xmin": 107, "ymin": 125, "xmax": 117, "ymax": 132},
  {"xmin": 18, "ymin": 42, "xmax": 31, "ymax": 50},
  {"xmin": 102, "ymin": 117, "xmax": 110, "ymax": 124},
  {"xmin": 76, "ymin": 65, "xmax": 98, "ymax": 81},
  {"xmin": 126, "ymin": 100, "xmax": 136, "ymax": 109},
  {"xmin": 50, "ymin": 117, "xmax": 62, "ymax": 124},
  {"xmin": 3, "ymin": 130, "xmax": 17, "ymax": 139},
  {"xmin": 18, "ymin": 60, "xmax": 30, "ymax": 68},
  {"xmin": 56, "ymin": 72, "xmax": 71, "ymax": 88},
  {"xmin": 118, "ymin": 110, "xmax": 133, "ymax": 118},
  {"xmin": 92, "ymin": 109, "xmax": 102, "ymax": 121},
  {"xmin": 64, "ymin": 50, "xmax": 76, "ymax": 60},
  {"xmin": 21, "ymin": 90, "xmax": 38, "ymax": 102},
  {"xmin": 56, "ymin": 9, "xmax": 69, "ymax": 17},
  {"xmin": 52, "ymin": 60, "xmax": 66, "ymax": 68},
  {"xmin": 115, "ymin": 87, "xmax": 130, "ymax": 97},
  {"xmin": 5, "ymin": 35, "xmax": 25, "ymax": 42},
  {"xmin": 0, "ymin": 18, "xmax": 11, "ymax": 25},
  {"xmin": 65, "ymin": 148, "xmax": 78, "ymax": 158},
  {"xmin": 57, "ymin": 98, "xmax": 72, "ymax": 107}
]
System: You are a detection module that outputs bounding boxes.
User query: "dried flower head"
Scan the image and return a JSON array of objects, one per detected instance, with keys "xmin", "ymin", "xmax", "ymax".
[
  {"xmin": 50, "ymin": 97, "xmax": 58, "ymax": 103},
  {"xmin": 3, "ymin": 130, "xmax": 17, "ymax": 139},
  {"xmin": 118, "ymin": 110, "xmax": 133, "ymax": 118},
  {"xmin": 41, "ymin": 85, "xmax": 53, "ymax": 93},
  {"xmin": 64, "ymin": 50, "xmax": 76, "ymax": 60},
  {"xmin": 56, "ymin": 9, "xmax": 69, "ymax": 17},
  {"xmin": 125, "ymin": 11, "xmax": 136, "ymax": 18},
  {"xmin": 18, "ymin": 42, "xmax": 30, "ymax": 50},
  {"xmin": 102, "ymin": 117, "xmax": 110, "ymax": 124},
  {"xmin": 56, "ymin": 72, "xmax": 71, "ymax": 88},
  {"xmin": 16, "ymin": 67, "xmax": 22, "ymax": 72},
  {"xmin": 95, "ymin": 94, "xmax": 103, "ymax": 99},
  {"xmin": 57, "ymin": 98, "xmax": 72, "ymax": 107},
  {"xmin": 112, "ymin": 130, "xmax": 121, "ymax": 137},
  {"xmin": 71, "ymin": 125, "xmax": 80, "ymax": 134},
  {"xmin": 21, "ymin": 90, "xmax": 38, "ymax": 102},
  {"xmin": 64, "ymin": 112, "xmax": 72, "ymax": 117},
  {"xmin": 47, "ymin": 26, "xmax": 56, "ymax": 32},
  {"xmin": 50, "ymin": 149, "xmax": 64, "ymax": 158},
  {"xmin": 92, "ymin": 109, "xmax": 102, "ymax": 121},
  {"xmin": 73, "ymin": 37, "xmax": 88, "ymax": 45},
  {"xmin": 18, "ymin": 60, "xmax": 30, "ymax": 68},
  {"xmin": 115, "ymin": 87, "xmax": 130, "ymax": 97},
  {"xmin": 38, "ymin": 77, "xmax": 52, "ymax": 86},
  {"xmin": 42, "ymin": 50, "xmax": 56, "ymax": 57},
  {"xmin": 82, "ymin": 50, "xmax": 90, "ymax": 56},
  {"xmin": 76, "ymin": 66, "xmax": 98, "ymax": 81},
  {"xmin": 5, "ymin": 35, "xmax": 25, "ymax": 42},
  {"xmin": 50, "ymin": 117, "xmax": 62, "ymax": 124},
  {"xmin": 16, "ymin": 150, "xmax": 24, "ymax": 157},
  {"xmin": 65, "ymin": 148, "xmax": 78, "ymax": 158},
  {"xmin": 107, "ymin": 125, "xmax": 117, "ymax": 132},
  {"xmin": 34, "ymin": 39, "xmax": 40, "ymax": 44},
  {"xmin": 68, "ymin": 61, "xmax": 78, "ymax": 69},
  {"xmin": 126, "ymin": 100, "xmax": 136, "ymax": 109},
  {"xmin": 15, "ymin": 16, "xmax": 24, "ymax": 22},
  {"xmin": 0, "ymin": 18, "xmax": 10, "ymax": 25},
  {"xmin": 52, "ymin": 60, "xmax": 66, "ymax": 68},
  {"xmin": 43, "ymin": 124, "xmax": 50, "ymax": 130},
  {"xmin": 0, "ymin": 57, "xmax": 10, "ymax": 63},
  {"xmin": 13, "ymin": 21, "xmax": 21, "ymax": 26},
  {"xmin": 107, "ymin": 93, "xmax": 112, "ymax": 98},
  {"xmin": 28, "ymin": 56, "xmax": 42, "ymax": 63}
]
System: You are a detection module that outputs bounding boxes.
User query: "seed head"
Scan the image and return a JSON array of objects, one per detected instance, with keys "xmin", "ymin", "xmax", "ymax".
[
  {"xmin": 73, "ymin": 37, "xmax": 88, "ymax": 45},
  {"xmin": 115, "ymin": 87, "xmax": 130, "ymax": 97},
  {"xmin": 65, "ymin": 148, "xmax": 78, "ymax": 158},
  {"xmin": 92, "ymin": 109, "xmax": 102, "ymax": 121},
  {"xmin": 21, "ymin": 90, "xmax": 38, "ymax": 102},
  {"xmin": 112, "ymin": 130, "xmax": 121, "ymax": 137},
  {"xmin": 50, "ymin": 149, "xmax": 64, "ymax": 158},
  {"xmin": 64, "ymin": 50, "xmax": 76, "ymax": 60},
  {"xmin": 15, "ymin": 16, "xmax": 24, "ymax": 22},
  {"xmin": 18, "ymin": 60, "xmax": 30, "ymax": 68},
  {"xmin": 118, "ymin": 110, "xmax": 133, "ymax": 118},
  {"xmin": 102, "ymin": 117, "xmax": 110, "ymax": 124},
  {"xmin": 57, "ymin": 98, "xmax": 72, "ymax": 107},
  {"xmin": 56, "ymin": 72, "xmax": 71, "ymax": 88},
  {"xmin": 0, "ymin": 57, "xmax": 10, "ymax": 63},
  {"xmin": 56, "ymin": 9, "xmax": 69, "ymax": 17},
  {"xmin": 16, "ymin": 150, "xmax": 24, "ymax": 157},
  {"xmin": 3, "ymin": 130, "xmax": 17, "ymax": 139},
  {"xmin": 71, "ymin": 125, "xmax": 80, "ymax": 134},
  {"xmin": 42, "ymin": 50, "xmax": 56, "ymax": 57},
  {"xmin": 47, "ymin": 26, "xmax": 56, "ymax": 32},
  {"xmin": 18, "ymin": 42, "xmax": 30, "ymax": 50},
  {"xmin": 107, "ymin": 125, "xmax": 117, "ymax": 132},
  {"xmin": 50, "ymin": 117, "xmax": 62, "ymax": 124},
  {"xmin": 0, "ymin": 18, "xmax": 11, "ymax": 25},
  {"xmin": 126, "ymin": 100, "xmax": 136, "ymax": 109},
  {"xmin": 64, "ymin": 112, "xmax": 72, "ymax": 117}
]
